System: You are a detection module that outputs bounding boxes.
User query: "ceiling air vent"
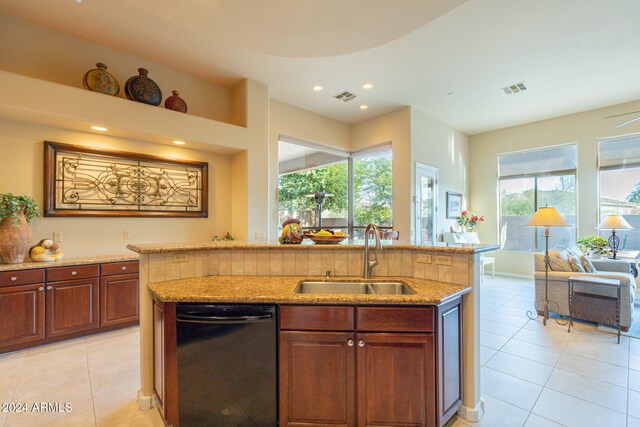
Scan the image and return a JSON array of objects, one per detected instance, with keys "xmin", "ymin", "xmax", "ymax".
[
  {"xmin": 333, "ymin": 90, "xmax": 358, "ymax": 102},
  {"xmin": 501, "ymin": 82, "xmax": 528, "ymax": 95}
]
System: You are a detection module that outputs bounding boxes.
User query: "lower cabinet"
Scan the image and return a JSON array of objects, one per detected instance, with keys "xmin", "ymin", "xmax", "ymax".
[
  {"xmin": 46, "ymin": 278, "xmax": 100, "ymax": 338},
  {"xmin": 279, "ymin": 303, "xmax": 460, "ymax": 427},
  {"xmin": 101, "ymin": 274, "xmax": 139, "ymax": 327},
  {"xmin": 0, "ymin": 283, "xmax": 45, "ymax": 348}
]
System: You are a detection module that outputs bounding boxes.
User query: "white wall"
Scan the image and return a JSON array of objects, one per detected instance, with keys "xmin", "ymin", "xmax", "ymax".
[
  {"xmin": 411, "ymin": 107, "xmax": 470, "ymax": 241},
  {"xmin": 0, "ymin": 118, "xmax": 232, "ymax": 257},
  {"xmin": 469, "ymin": 99, "xmax": 640, "ymax": 276}
]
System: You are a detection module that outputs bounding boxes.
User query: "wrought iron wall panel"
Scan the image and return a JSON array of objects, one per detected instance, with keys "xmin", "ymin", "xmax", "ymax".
[{"xmin": 44, "ymin": 142, "xmax": 208, "ymax": 217}]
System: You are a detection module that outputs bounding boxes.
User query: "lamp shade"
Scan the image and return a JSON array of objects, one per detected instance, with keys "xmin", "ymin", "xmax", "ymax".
[
  {"xmin": 597, "ymin": 215, "xmax": 633, "ymax": 230},
  {"xmin": 526, "ymin": 207, "xmax": 570, "ymax": 227}
]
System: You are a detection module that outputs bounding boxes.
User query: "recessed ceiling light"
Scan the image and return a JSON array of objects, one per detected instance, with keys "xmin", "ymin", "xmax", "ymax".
[
  {"xmin": 312, "ymin": 85, "xmax": 323, "ymax": 92},
  {"xmin": 362, "ymin": 83, "xmax": 374, "ymax": 90},
  {"xmin": 173, "ymin": 140, "xmax": 186, "ymax": 145},
  {"xmin": 91, "ymin": 126, "xmax": 107, "ymax": 132},
  {"xmin": 360, "ymin": 105, "xmax": 369, "ymax": 110}
]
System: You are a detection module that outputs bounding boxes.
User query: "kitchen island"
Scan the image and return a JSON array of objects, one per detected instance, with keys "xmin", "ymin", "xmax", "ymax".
[{"xmin": 129, "ymin": 241, "xmax": 498, "ymax": 426}]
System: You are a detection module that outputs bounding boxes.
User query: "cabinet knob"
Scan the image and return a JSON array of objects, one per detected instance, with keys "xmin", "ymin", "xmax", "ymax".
[
  {"xmin": 121, "ymin": 266, "xmax": 127, "ymax": 270},
  {"xmin": 38, "ymin": 287, "xmax": 44, "ymax": 291},
  {"xmin": 71, "ymin": 271, "xmax": 77, "ymax": 276},
  {"xmin": 358, "ymin": 340, "xmax": 365, "ymax": 348},
  {"xmin": 46, "ymin": 286, "xmax": 52, "ymax": 290},
  {"xmin": 347, "ymin": 339, "xmax": 354, "ymax": 347},
  {"xmin": 10, "ymin": 276, "xmax": 17, "ymax": 281}
]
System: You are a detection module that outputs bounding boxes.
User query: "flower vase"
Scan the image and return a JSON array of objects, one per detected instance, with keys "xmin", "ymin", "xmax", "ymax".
[{"xmin": 0, "ymin": 213, "xmax": 33, "ymax": 263}]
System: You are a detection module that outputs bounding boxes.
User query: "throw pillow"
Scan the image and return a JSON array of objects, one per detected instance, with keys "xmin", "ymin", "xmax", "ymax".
[
  {"xmin": 580, "ymin": 255, "xmax": 597, "ymax": 273},
  {"xmin": 568, "ymin": 255, "xmax": 585, "ymax": 272},
  {"xmin": 548, "ymin": 250, "xmax": 573, "ymax": 272}
]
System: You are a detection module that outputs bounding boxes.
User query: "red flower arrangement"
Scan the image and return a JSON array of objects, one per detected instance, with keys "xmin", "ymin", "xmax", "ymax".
[{"xmin": 458, "ymin": 210, "xmax": 485, "ymax": 232}]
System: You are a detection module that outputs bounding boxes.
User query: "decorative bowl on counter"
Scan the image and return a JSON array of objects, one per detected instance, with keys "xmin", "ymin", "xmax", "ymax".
[{"xmin": 305, "ymin": 232, "xmax": 348, "ymax": 244}]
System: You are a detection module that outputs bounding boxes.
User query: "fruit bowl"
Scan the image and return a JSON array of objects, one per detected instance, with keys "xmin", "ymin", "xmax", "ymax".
[{"xmin": 305, "ymin": 231, "xmax": 348, "ymax": 244}]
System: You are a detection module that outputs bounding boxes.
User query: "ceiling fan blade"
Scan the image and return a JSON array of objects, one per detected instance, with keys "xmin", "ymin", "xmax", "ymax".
[
  {"xmin": 614, "ymin": 115, "xmax": 640, "ymax": 128},
  {"xmin": 604, "ymin": 110, "xmax": 640, "ymax": 119}
]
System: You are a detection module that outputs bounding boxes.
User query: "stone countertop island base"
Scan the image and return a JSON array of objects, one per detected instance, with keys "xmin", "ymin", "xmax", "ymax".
[{"xmin": 130, "ymin": 241, "xmax": 498, "ymax": 424}]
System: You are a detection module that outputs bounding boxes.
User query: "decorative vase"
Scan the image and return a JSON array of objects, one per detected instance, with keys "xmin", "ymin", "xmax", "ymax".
[
  {"xmin": 0, "ymin": 213, "xmax": 33, "ymax": 264},
  {"xmin": 280, "ymin": 219, "xmax": 304, "ymax": 244},
  {"xmin": 124, "ymin": 68, "xmax": 162, "ymax": 106},
  {"xmin": 164, "ymin": 90, "xmax": 188, "ymax": 113},
  {"xmin": 82, "ymin": 63, "xmax": 120, "ymax": 96}
]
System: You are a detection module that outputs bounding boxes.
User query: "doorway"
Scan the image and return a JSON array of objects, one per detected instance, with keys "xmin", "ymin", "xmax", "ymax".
[{"xmin": 415, "ymin": 164, "xmax": 438, "ymax": 245}]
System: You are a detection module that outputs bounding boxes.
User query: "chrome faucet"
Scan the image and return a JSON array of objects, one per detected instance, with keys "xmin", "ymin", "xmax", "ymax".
[{"xmin": 363, "ymin": 224, "xmax": 381, "ymax": 278}]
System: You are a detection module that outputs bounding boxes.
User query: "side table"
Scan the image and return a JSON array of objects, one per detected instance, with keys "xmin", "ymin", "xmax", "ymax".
[{"xmin": 568, "ymin": 275, "xmax": 621, "ymax": 343}]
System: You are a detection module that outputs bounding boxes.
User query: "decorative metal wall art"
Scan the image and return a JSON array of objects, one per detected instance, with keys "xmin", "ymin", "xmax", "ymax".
[{"xmin": 44, "ymin": 142, "xmax": 208, "ymax": 217}]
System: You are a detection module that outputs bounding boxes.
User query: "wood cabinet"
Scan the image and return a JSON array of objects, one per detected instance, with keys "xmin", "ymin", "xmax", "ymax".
[
  {"xmin": 100, "ymin": 261, "xmax": 140, "ymax": 328},
  {"xmin": 0, "ymin": 260, "xmax": 139, "ymax": 354},
  {"xmin": 0, "ymin": 283, "xmax": 45, "ymax": 349},
  {"xmin": 153, "ymin": 298, "xmax": 178, "ymax": 427},
  {"xmin": 279, "ymin": 303, "xmax": 461, "ymax": 427}
]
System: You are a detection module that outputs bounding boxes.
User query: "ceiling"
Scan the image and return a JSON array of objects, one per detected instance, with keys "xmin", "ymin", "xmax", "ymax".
[{"xmin": 2, "ymin": 0, "xmax": 640, "ymax": 135}]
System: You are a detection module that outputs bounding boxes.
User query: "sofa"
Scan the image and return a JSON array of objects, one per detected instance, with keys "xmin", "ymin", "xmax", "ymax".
[{"xmin": 534, "ymin": 251, "xmax": 636, "ymax": 330}]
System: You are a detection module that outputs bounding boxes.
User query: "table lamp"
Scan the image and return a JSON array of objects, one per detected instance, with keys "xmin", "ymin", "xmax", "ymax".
[
  {"xmin": 596, "ymin": 215, "xmax": 633, "ymax": 259},
  {"xmin": 525, "ymin": 206, "xmax": 570, "ymax": 326}
]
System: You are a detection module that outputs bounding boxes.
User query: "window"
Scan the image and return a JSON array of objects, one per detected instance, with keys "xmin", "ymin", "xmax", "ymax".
[
  {"xmin": 278, "ymin": 139, "xmax": 392, "ymax": 238},
  {"xmin": 599, "ymin": 134, "xmax": 640, "ymax": 253},
  {"xmin": 498, "ymin": 145, "xmax": 577, "ymax": 251}
]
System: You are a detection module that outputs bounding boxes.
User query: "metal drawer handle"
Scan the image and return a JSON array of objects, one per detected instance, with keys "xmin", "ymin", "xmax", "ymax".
[
  {"xmin": 10, "ymin": 276, "xmax": 17, "ymax": 281},
  {"xmin": 358, "ymin": 340, "xmax": 365, "ymax": 348},
  {"xmin": 347, "ymin": 339, "xmax": 354, "ymax": 347},
  {"xmin": 47, "ymin": 286, "xmax": 52, "ymax": 290},
  {"xmin": 71, "ymin": 271, "xmax": 77, "ymax": 276},
  {"xmin": 38, "ymin": 287, "xmax": 44, "ymax": 291},
  {"xmin": 121, "ymin": 266, "xmax": 127, "ymax": 270}
]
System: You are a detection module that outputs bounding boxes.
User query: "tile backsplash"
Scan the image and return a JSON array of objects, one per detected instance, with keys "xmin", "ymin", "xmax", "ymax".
[{"xmin": 146, "ymin": 249, "xmax": 471, "ymax": 285}]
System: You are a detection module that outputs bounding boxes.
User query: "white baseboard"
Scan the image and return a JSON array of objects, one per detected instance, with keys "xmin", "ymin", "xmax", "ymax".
[
  {"xmin": 137, "ymin": 389, "xmax": 156, "ymax": 410},
  {"xmin": 458, "ymin": 398, "xmax": 485, "ymax": 422},
  {"xmin": 494, "ymin": 271, "xmax": 534, "ymax": 280}
]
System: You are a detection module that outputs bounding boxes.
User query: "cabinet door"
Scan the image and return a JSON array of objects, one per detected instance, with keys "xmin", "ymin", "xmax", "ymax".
[
  {"xmin": 280, "ymin": 331, "xmax": 356, "ymax": 427},
  {"xmin": 46, "ymin": 278, "xmax": 99, "ymax": 338},
  {"xmin": 356, "ymin": 333, "xmax": 436, "ymax": 427},
  {"xmin": 438, "ymin": 300, "xmax": 463, "ymax": 425},
  {"xmin": 0, "ymin": 283, "xmax": 45, "ymax": 349},
  {"xmin": 100, "ymin": 274, "xmax": 139, "ymax": 327}
]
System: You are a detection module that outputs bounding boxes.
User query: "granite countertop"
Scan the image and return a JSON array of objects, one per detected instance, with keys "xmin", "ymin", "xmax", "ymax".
[
  {"xmin": 128, "ymin": 240, "xmax": 499, "ymax": 255},
  {"xmin": 148, "ymin": 275, "xmax": 470, "ymax": 306},
  {"xmin": 0, "ymin": 254, "xmax": 139, "ymax": 272}
]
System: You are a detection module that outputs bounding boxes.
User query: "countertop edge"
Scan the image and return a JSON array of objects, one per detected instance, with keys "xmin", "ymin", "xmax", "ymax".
[{"xmin": 0, "ymin": 254, "xmax": 139, "ymax": 272}]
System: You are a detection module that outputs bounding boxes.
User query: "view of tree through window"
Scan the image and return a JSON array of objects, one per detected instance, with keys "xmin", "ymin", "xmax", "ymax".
[
  {"xmin": 599, "ymin": 134, "xmax": 640, "ymax": 252},
  {"xmin": 498, "ymin": 145, "xmax": 577, "ymax": 251},
  {"xmin": 278, "ymin": 144, "xmax": 392, "ymax": 237}
]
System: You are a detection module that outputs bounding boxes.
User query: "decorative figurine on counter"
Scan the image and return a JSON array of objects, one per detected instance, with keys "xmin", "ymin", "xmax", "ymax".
[
  {"xmin": 279, "ymin": 218, "xmax": 304, "ymax": 244},
  {"xmin": 224, "ymin": 232, "xmax": 234, "ymax": 241},
  {"xmin": 29, "ymin": 239, "xmax": 64, "ymax": 262},
  {"xmin": 212, "ymin": 235, "xmax": 220, "ymax": 241}
]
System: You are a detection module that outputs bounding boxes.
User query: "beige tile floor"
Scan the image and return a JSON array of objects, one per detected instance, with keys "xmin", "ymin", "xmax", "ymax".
[
  {"xmin": 0, "ymin": 326, "xmax": 163, "ymax": 427},
  {"xmin": 2, "ymin": 276, "xmax": 638, "ymax": 427},
  {"xmin": 449, "ymin": 276, "xmax": 640, "ymax": 427}
]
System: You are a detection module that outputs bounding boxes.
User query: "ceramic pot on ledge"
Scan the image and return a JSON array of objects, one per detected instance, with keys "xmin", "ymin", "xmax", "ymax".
[{"xmin": 0, "ymin": 213, "xmax": 33, "ymax": 264}]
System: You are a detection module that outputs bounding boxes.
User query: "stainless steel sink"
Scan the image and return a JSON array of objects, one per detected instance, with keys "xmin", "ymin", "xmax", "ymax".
[{"xmin": 294, "ymin": 281, "xmax": 416, "ymax": 295}]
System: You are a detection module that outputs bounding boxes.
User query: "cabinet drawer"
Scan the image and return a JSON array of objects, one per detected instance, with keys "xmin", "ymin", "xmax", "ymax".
[
  {"xmin": 280, "ymin": 305, "xmax": 355, "ymax": 331},
  {"xmin": 357, "ymin": 307, "xmax": 434, "ymax": 332},
  {"xmin": 101, "ymin": 261, "xmax": 139, "ymax": 277},
  {"xmin": 0, "ymin": 269, "xmax": 45, "ymax": 287},
  {"xmin": 47, "ymin": 264, "xmax": 99, "ymax": 282}
]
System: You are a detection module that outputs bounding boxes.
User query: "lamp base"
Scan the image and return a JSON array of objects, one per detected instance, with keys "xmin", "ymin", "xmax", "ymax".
[{"xmin": 527, "ymin": 298, "xmax": 569, "ymax": 326}]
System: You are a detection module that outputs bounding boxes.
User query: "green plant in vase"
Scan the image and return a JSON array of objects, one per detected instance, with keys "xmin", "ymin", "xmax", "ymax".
[{"xmin": 0, "ymin": 193, "xmax": 40, "ymax": 263}]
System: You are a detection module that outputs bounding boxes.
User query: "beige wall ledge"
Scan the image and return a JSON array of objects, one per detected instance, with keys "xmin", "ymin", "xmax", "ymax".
[
  {"xmin": 0, "ymin": 254, "xmax": 138, "ymax": 272},
  {"xmin": 127, "ymin": 240, "xmax": 499, "ymax": 254}
]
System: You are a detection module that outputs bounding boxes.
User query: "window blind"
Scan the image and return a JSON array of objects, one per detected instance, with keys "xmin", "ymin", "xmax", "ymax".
[
  {"xmin": 498, "ymin": 145, "xmax": 577, "ymax": 178},
  {"xmin": 599, "ymin": 134, "xmax": 640, "ymax": 169}
]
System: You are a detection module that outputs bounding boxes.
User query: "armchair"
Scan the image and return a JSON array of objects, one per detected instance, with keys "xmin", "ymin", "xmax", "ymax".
[{"xmin": 533, "ymin": 254, "xmax": 636, "ymax": 330}]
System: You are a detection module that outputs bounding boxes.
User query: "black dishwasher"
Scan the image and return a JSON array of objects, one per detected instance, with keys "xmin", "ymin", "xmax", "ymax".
[{"xmin": 176, "ymin": 304, "xmax": 277, "ymax": 427}]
